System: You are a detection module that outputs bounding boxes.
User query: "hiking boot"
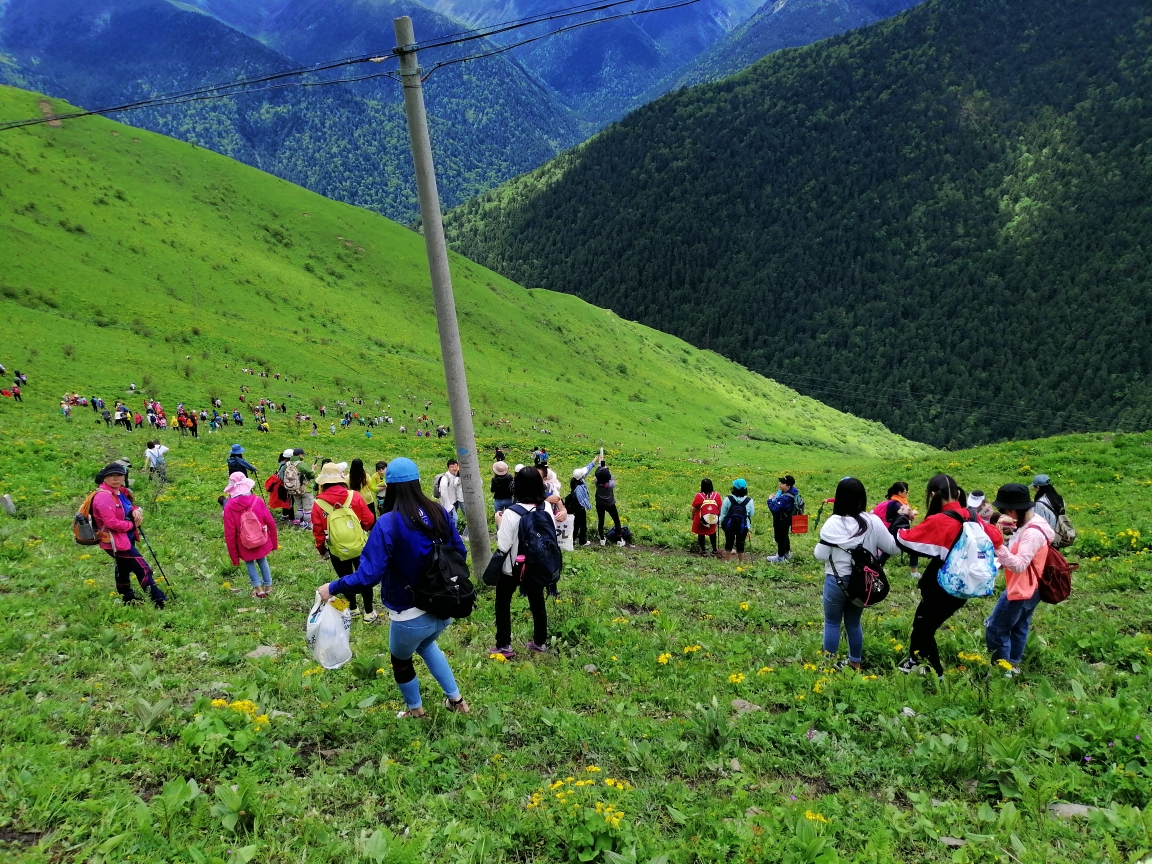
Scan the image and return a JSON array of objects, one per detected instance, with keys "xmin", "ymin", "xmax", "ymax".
[
  {"xmin": 896, "ymin": 657, "xmax": 927, "ymax": 675},
  {"xmin": 526, "ymin": 641, "xmax": 549, "ymax": 654},
  {"xmin": 490, "ymin": 645, "xmax": 515, "ymax": 659},
  {"xmin": 362, "ymin": 610, "xmax": 380, "ymax": 624}
]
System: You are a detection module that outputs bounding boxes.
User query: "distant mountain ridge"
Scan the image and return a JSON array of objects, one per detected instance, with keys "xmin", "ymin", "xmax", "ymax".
[{"xmin": 445, "ymin": 0, "xmax": 1152, "ymax": 447}]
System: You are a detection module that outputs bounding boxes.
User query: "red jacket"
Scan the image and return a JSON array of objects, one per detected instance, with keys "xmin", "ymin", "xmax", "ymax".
[
  {"xmin": 311, "ymin": 486, "xmax": 375, "ymax": 551},
  {"xmin": 897, "ymin": 501, "xmax": 1003, "ymax": 561},
  {"xmin": 265, "ymin": 474, "xmax": 290, "ymax": 510},
  {"xmin": 223, "ymin": 494, "xmax": 279, "ymax": 565}
]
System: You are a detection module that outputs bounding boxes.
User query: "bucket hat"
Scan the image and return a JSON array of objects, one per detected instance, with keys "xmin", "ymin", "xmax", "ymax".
[
  {"xmin": 223, "ymin": 471, "xmax": 256, "ymax": 497},
  {"xmin": 230, "ymin": 444, "xmax": 245, "ymax": 455},
  {"xmin": 992, "ymin": 483, "xmax": 1034, "ymax": 512},
  {"xmin": 493, "ymin": 461, "xmax": 509, "ymax": 476}
]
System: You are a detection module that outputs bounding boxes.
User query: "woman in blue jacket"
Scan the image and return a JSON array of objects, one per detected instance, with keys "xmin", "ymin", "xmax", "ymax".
[{"xmin": 317, "ymin": 457, "xmax": 470, "ymax": 719}]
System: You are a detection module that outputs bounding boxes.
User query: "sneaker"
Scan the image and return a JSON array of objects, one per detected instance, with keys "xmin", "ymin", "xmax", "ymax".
[
  {"xmin": 617, "ymin": 539, "xmax": 626, "ymax": 547},
  {"xmin": 765, "ymin": 555, "xmax": 783, "ymax": 564},
  {"xmin": 349, "ymin": 608, "xmax": 362, "ymax": 619},
  {"xmin": 489, "ymin": 645, "xmax": 515, "ymax": 659},
  {"xmin": 909, "ymin": 570, "xmax": 921, "ymax": 580},
  {"xmin": 526, "ymin": 641, "xmax": 549, "ymax": 654},
  {"xmin": 1004, "ymin": 666, "xmax": 1021, "ymax": 679},
  {"xmin": 362, "ymin": 610, "xmax": 379, "ymax": 624},
  {"xmin": 896, "ymin": 656, "xmax": 926, "ymax": 675},
  {"xmin": 834, "ymin": 659, "xmax": 861, "ymax": 672},
  {"xmin": 582, "ymin": 541, "xmax": 592, "ymax": 547},
  {"xmin": 600, "ymin": 538, "xmax": 607, "ymax": 546}
]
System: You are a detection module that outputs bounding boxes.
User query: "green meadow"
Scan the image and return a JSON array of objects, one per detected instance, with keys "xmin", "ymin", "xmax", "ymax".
[{"xmin": 3, "ymin": 83, "xmax": 1152, "ymax": 863}]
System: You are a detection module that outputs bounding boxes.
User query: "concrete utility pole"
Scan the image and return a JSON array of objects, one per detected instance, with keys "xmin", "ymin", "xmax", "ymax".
[{"xmin": 394, "ymin": 15, "xmax": 491, "ymax": 578}]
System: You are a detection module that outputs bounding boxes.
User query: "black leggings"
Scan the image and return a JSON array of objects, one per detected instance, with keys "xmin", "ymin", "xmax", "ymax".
[
  {"xmin": 723, "ymin": 529, "xmax": 747, "ymax": 553},
  {"xmin": 331, "ymin": 553, "xmax": 373, "ymax": 613},
  {"xmin": 697, "ymin": 533, "xmax": 717, "ymax": 552},
  {"xmin": 494, "ymin": 568, "xmax": 547, "ymax": 647},
  {"xmin": 597, "ymin": 503, "xmax": 620, "ymax": 538},
  {"xmin": 774, "ymin": 520, "xmax": 791, "ymax": 557},
  {"xmin": 909, "ymin": 564, "xmax": 966, "ymax": 676},
  {"xmin": 573, "ymin": 508, "xmax": 587, "ymax": 545},
  {"xmin": 106, "ymin": 545, "xmax": 165, "ymax": 607}
]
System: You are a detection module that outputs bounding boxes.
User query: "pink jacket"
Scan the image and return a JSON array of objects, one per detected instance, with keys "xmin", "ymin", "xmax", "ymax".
[
  {"xmin": 995, "ymin": 517, "xmax": 1055, "ymax": 601},
  {"xmin": 223, "ymin": 494, "xmax": 279, "ymax": 564},
  {"xmin": 92, "ymin": 484, "xmax": 139, "ymax": 552}
]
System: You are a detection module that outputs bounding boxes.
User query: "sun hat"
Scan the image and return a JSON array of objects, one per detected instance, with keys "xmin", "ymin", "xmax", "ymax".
[
  {"xmin": 385, "ymin": 457, "xmax": 420, "ymax": 484},
  {"xmin": 573, "ymin": 466, "xmax": 588, "ymax": 481},
  {"xmin": 992, "ymin": 483, "xmax": 1034, "ymax": 512},
  {"xmin": 95, "ymin": 462, "xmax": 128, "ymax": 483},
  {"xmin": 281, "ymin": 448, "xmax": 294, "ymax": 459},
  {"xmin": 1031, "ymin": 474, "xmax": 1051, "ymax": 488},
  {"xmin": 230, "ymin": 444, "xmax": 244, "ymax": 455},
  {"xmin": 966, "ymin": 490, "xmax": 986, "ymax": 509},
  {"xmin": 732, "ymin": 478, "xmax": 748, "ymax": 492},
  {"xmin": 223, "ymin": 471, "xmax": 256, "ymax": 497},
  {"xmin": 493, "ymin": 461, "xmax": 509, "ymax": 476},
  {"xmin": 316, "ymin": 462, "xmax": 349, "ymax": 486}
]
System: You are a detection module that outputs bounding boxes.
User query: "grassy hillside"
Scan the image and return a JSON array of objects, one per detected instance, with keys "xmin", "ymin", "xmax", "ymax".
[
  {"xmin": 444, "ymin": 0, "xmax": 1152, "ymax": 448},
  {"xmin": 0, "ymin": 84, "xmax": 922, "ymax": 464}
]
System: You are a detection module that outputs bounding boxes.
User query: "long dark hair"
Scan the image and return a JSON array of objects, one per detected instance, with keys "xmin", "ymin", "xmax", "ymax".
[
  {"xmin": 381, "ymin": 479, "xmax": 451, "ymax": 540},
  {"xmin": 885, "ymin": 481, "xmax": 908, "ymax": 500},
  {"xmin": 349, "ymin": 458, "xmax": 368, "ymax": 494},
  {"xmin": 514, "ymin": 466, "xmax": 545, "ymax": 504},
  {"xmin": 832, "ymin": 477, "xmax": 868, "ymax": 536},
  {"xmin": 700, "ymin": 477, "xmax": 713, "ymax": 494},
  {"xmin": 1035, "ymin": 483, "xmax": 1065, "ymax": 515},
  {"xmin": 925, "ymin": 474, "xmax": 961, "ymax": 517}
]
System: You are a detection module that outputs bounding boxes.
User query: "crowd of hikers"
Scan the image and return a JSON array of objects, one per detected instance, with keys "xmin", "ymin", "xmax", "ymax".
[{"xmin": 74, "ymin": 422, "xmax": 1077, "ymax": 717}]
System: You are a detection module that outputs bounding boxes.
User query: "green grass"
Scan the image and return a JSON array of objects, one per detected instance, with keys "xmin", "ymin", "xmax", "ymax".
[{"xmin": 0, "ymin": 84, "xmax": 920, "ymax": 465}]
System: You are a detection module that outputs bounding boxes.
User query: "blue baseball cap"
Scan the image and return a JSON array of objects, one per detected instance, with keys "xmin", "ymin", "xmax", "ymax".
[
  {"xmin": 230, "ymin": 444, "xmax": 244, "ymax": 455},
  {"xmin": 386, "ymin": 457, "xmax": 420, "ymax": 484},
  {"xmin": 732, "ymin": 478, "xmax": 747, "ymax": 491}
]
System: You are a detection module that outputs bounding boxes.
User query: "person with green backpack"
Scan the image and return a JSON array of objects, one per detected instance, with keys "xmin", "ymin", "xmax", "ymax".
[{"xmin": 311, "ymin": 461, "xmax": 377, "ymax": 622}]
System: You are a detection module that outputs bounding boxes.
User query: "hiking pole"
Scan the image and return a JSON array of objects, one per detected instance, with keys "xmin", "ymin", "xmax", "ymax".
[
  {"xmin": 135, "ymin": 524, "xmax": 176, "ymax": 600},
  {"xmin": 813, "ymin": 498, "xmax": 835, "ymax": 532}
]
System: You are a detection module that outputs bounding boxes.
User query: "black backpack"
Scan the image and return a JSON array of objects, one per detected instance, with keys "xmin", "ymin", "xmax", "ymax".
[
  {"xmin": 722, "ymin": 495, "xmax": 748, "ymax": 533},
  {"xmin": 820, "ymin": 541, "xmax": 890, "ymax": 608},
  {"xmin": 509, "ymin": 504, "xmax": 563, "ymax": 590},
  {"xmin": 409, "ymin": 540, "xmax": 476, "ymax": 620}
]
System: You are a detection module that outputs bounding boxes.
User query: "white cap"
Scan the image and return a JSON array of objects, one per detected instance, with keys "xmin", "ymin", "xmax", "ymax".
[
  {"xmin": 282, "ymin": 449, "xmax": 294, "ymax": 458},
  {"xmin": 514, "ymin": 463, "xmax": 525, "ymax": 473},
  {"xmin": 573, "ymin": 467, "xmax": 588, "ymax": 480}
]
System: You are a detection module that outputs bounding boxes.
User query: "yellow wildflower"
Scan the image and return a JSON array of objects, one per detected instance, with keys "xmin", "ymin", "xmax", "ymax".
[
  {"xmin": 210, "ymin": 698, "xmax": 228, "ymax": 708},
  {"xmin": 996, "ymin": 659, "xmax": 1014, "ymax": 671},
  {"xmin": 79, "ymin": 554, "xmax": 91, "ymax": 561},
  {"xmin": 802, "ymin": 662, "xmax": 818, "ymax": 671},
  {"xmin": 805, "ymin": 810, "xmax": 830, "ymax": 824},
  {"xmin": 728, "ymin": 673, "xmax": 745, "ymax": 684},
  {"xmin": 758, "ymin": 666, "xmax": 774, "ymax": 675},
  {"xmin": 221, "ymin": 581, "xmax": 232, "ymax": 589},
  {"xmin": 683, "ymin": 645, "xmax": 702, "ymax": 654},
  {"xmin": 657, "ymin": 653, "xmax": 672, "ymax": 665},
  {"xmin": 585, "ymin": 766, "xmax": 601, "ymax": 772},
  {"xmin": 739, "ymin": 602, "xmax": 750, "ymax": 611},
  {"xmin": 84, "ymin": 579, "xmax": 96, "ymax": 586},
  {"xmin": 891, "ymin": 643, "xmax": 904, "ymax": 653},
  {"xmin": 489, "ymin": 653, "xmax": 508, "ymax": 663}
]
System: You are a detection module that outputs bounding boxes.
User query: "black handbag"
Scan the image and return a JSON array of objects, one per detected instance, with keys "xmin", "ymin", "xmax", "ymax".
[
  {"xmin": 820, "ymin": 542, "xmax": 891, "ymax": 608},
  {"xmin": 482, "ymin": 550, "xmax": 506, "ymax": 587}
]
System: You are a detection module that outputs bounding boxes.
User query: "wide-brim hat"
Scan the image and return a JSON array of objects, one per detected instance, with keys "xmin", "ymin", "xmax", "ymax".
[
  {"xmin": 223, "ymin": 471, "xmax": 256, "ymax": 496},
  {"xmin": 316, "ymin": 462, "xmax": 348, "ymax": 486},
  {"xmin": 992, "ymin": 483, "xmax": 1033, "ymax": 512},
  {"xmin": 230, "ymin": 444, "xmax": 244, "ymax": 455},
  {"xmin": 493, "ymin": 461, "xmax": 509, "ymax": 476}
]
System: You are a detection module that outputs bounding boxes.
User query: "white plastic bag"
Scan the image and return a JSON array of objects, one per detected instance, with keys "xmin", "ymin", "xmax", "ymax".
[
  {"xmin": 557, "ymin": 515, "xmax": 575, "ymax": 552},
  {"xmin": 305, "ymin": 591, "xmax": 352, "ymax": 669}
]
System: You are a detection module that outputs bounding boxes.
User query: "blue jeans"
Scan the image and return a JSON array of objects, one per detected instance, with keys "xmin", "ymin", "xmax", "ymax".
[
  {"xmin": 388, "ymin": 613, "xmax": 461, "ymax": 709},
  {"xmin": 244, "ymin": 557, "xmax": 272, "ymax": 588},
  {"xmin": 493, "ymin": 498, "xmax": 513, "ymax": 514},
  {"xmin": 823, "ymin": 574, "xmax": 864, "ymax": 664},
  {"xmin": 984, "ymin": 590, "xmax": 1041, "ymax": 665}
]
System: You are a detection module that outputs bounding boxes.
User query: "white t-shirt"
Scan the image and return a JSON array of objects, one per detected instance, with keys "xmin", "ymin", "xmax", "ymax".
[
  {"xmin": 496, "ymin": 502, "xmax": 557, "ymax": 576},
  {"xmin": 438, "ymin": 471, "xmax": 463, "ymax": 512}
]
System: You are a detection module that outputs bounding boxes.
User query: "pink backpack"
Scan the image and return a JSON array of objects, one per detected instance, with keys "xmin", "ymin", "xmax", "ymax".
[
  {"xmin": 239, "ymin": 507, "xmax": 267, "ymax": 549},
  {"xmin": 872, "ymin": 501, "xmax": 891, "ymax": 525}
]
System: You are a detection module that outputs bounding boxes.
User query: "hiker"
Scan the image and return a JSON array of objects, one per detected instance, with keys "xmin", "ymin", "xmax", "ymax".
[
  {"xmin": 11, "ymin": 383, "xmax": 20, "ymax": 402},
  {"xmin": 144, "ymin": 440, "xmax": 169, "ymax": 482},
  {"xmin": 102, "ymin": 408, "xmax": 112, "ymax": 428},
  {"xmin": 222, "ymin": 472, "xmax": 278, "ymax": 599},
  {"xmin": 691, "ymin": 477, "xmax": 722, "ymax": 555},
  {"xmin": 266, "ymin": 451, "xmax": 292, "ymax": 519},
  {"xmin": 814, "ymin": 478, "xmax": 900, "ymax": 670},
  {"xmin": 565, "ymin": 466, "xmax": 593, "ymax": 547},
  {"xmin": 874, "ymin": 482, "xmax": 920, "ymax": 578},
  {"xmin": 1030, "ymin": 475, "xmax": 1065, "ymax": 532},
  {"xmin": 372, "ymin": 460, "xmax": 388, "ymax": 513},
  {"xmin": 311, "ymin": 461, "xmax": 377, "ymax": 622},
  {"xmin": 435, "ymin": 460, "xmax": 464, "ymax": 527},
  {"xmin": 227, "ymin": 445, "xmax": 258, "ymax": 479},
  {"xmin": 317, "ymin": 457, "xmax": 470, "ymax": 718},
  {"xmin": 985, "ymin": 483, "xmax": 1054, "ymax": 676},
  {"xmin": 90, "ymin": 463, "xmax": 166, "ymax": 607},
  {"xmin": 279, "ymin": 449, "xmax": 313, "ymax": 527},
  {"xmin": 766, "ymin": 475, "xmax": 801, "ymax": 563},
  {"xmin": 349, "ymin": 458, "xmax": 378, "ymax": 517},
  {"xmin": 491, "ymin": 461, "xmax": 514, "ymax": 517},
  {"xmin": 895, "ymin": 474, "xmax": 1002, "ymax": 679},
  {"xmin": 594, "ymin": 459, "xmax": 623, "ymax": 546},
  {"xmin": 491, "ymin": 467, "xmax": 556, "ymax": 658},
  {"xmin": 719, "ymin": 479, "xmax": 754, "ymax": 563}
]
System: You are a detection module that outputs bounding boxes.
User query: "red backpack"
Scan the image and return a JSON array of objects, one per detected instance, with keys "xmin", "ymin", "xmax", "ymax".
[
  {"xmin": 699, "ymin": 495, "xmax": 721, "ymax": 528},
  {"xmin": 1039, "ymin": 545, "xmax": 1076, "ymax": 604},
  {"xmin": 239, "ymin": 507, "xmax": 267, "ymax": 550}
]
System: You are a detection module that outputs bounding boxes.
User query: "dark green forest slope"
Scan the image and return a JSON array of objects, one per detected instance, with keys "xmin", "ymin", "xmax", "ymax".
[
  {"xmin": 0, "ymin": 0, "xmax": 585, "ymax": 222},
  {"xmin": 446, "ymin": 0, "xmax": 1152, "ymax": 448}
]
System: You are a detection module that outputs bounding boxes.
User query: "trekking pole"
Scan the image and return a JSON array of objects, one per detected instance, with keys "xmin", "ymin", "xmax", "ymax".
[{"xmin": 135, "ymin": 525, "xmax": 176, "ymax": 599}]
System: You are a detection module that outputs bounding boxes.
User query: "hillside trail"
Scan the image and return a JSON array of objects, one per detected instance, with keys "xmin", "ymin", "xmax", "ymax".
[{"xmin": 37, "ymin": 101, "xmax": 60, "ymax": 127}]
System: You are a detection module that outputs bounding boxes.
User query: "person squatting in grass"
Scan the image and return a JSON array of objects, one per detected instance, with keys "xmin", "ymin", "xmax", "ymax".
[
  {"xmin": 895, "ymin": 473, "xmax": 1003, "ymax": 679},
  {"xmin": 311, "ymin": 461, "xmax": 378, "ymax": 623},
  {"xmin": 814, "ymin": 478, "xmax": 900, "ymax": 671},
  {"xmin": 719, "ymin": 478, "xmax": 754, "ymax": 563},
  {"xmin": 985, "ymin": 483, "xmax": 1055, "ymax": 677},
  {"xmin": 691, "ymin": 477, "xmax": 722, "ymax": 555},
  {"xmin": 221, "ymin": 471, "xmax": 279, "ymax": 599},
  {"xmin": 317, "ymin": 458, "xmax": 470, "ymax": 719},
  {"xmin": 491, "ymin": 466, "xmax": 556, "ymax": 658},
  {"xmin": 91, "ymin": 462, "xmax": 166, "ymax": 608}
]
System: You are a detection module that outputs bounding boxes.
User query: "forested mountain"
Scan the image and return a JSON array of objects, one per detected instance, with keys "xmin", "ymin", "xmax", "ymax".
[
  {"xmin": 445, "ymin": 0, "xmax": 1152, "ymax": 448},
  {"xmin": 0, "ymin": 0, "xmax": 584, "ymax": 222},
  {"xmin": 660, "ymin": 0, "xmax": 922, "ymax": 92}
]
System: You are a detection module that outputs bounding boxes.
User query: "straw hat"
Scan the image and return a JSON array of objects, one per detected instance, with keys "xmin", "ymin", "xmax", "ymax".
[{"xmin": 316, "ymin": 462, "xmax": 348, "ymax": 486}]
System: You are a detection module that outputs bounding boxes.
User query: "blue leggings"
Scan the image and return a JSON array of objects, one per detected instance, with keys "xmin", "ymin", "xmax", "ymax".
[{"xmin": 389, "ymin": 613, "xmax": 461, "ymax": 709}]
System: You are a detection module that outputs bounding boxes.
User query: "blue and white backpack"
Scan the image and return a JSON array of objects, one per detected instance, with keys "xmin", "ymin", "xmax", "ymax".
[{"xmin": 937, "ymin": 510, "xmax": 997, "ymax": 599}]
